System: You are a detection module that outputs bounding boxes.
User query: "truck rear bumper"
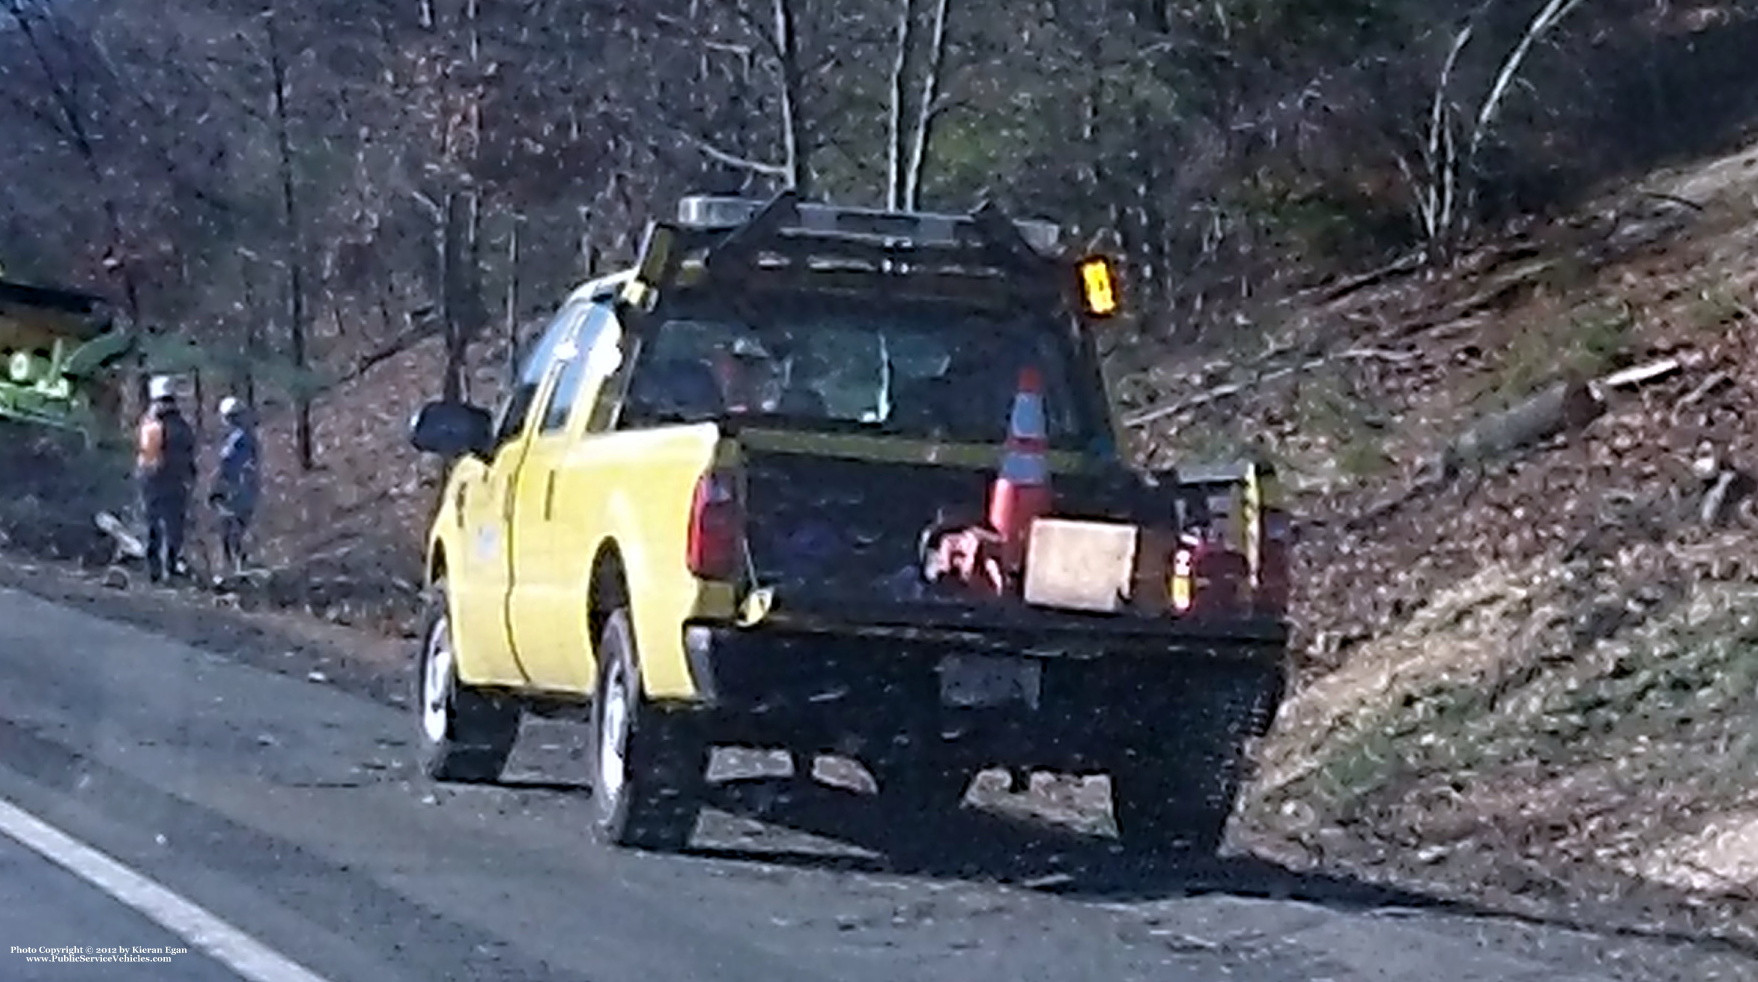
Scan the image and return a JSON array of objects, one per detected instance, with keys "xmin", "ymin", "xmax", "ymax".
[{"xmin": 679, "ymin": 609, "xmax": 1286, "ymax": 770}]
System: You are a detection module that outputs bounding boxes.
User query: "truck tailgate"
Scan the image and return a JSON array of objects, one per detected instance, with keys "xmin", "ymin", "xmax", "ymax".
[
  {"xmin": 744, "ymin": 449, "xmax": 986, "ymax": 605},
  {"xmin": 740, "ymin": 447, "xmax": 1285, "ymax": 650}
]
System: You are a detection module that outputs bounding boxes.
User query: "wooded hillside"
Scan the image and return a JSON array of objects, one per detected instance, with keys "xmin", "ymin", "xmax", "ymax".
[{"xmin": 6, "ymin": 0, "xmax": 1755, "ymax": 439}]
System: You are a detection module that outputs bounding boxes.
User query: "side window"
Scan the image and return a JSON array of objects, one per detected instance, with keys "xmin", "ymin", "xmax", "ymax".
[
  {"xmin": 537, "ymin": 303, "xmax": 615, "ymax": 434},
  {"xmin": 590, "ymin": 307, "xmax": 639, "ymax": 430},
  {"xmin": 584, "ymin": 307, "xmax": 633, "ymax": 434},
  {"xmin": 491, "ymin": 306, "xmax": 574, "ymax": 447}
]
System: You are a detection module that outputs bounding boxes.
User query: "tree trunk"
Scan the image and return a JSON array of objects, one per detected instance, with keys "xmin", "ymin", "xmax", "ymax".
[
  {"xmin": 887, "ymin": 0, "xmax": 914, "ymax": 210},
  {"xmin": 440, "ymin": 190, "xmax": 464, "ymax": 402},
  {"xmin": 902, "ymin": 0, "xmax": 949, "ymax": 210},
  {"xmin": 2, "ymin": 2, "xmax": 143, "ymax": 324},
  {"xmin": 237, "ymin": 258, "xmax": 259, "ymax": 406},
  {"xmin": 772, "ymin": 0, "xmax": 809, "ymax": 195},
  {"xmin": 266, "ymin": 6, "xmax": 312, "ymax": 470},
  {"xmin": 503, "ymin": 214, "xmax": 520, "ymax": 384}
]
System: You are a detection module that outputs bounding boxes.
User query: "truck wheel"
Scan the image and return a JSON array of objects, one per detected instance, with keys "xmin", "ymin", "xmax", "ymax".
[
  {"xmin": 1111, "ymin": 669, "xmax": 1282, "ymax": 856},
  {"xmin": 416, "ymin": 581, "xmax": 520, "ymax": 783},
  {"xmin": 588, "ymin": 609, "xmax": 707, "ymax": 851},
  {"xmin": 1110, "ymin": 751, "xmax": 1238, "ymax": 856}
]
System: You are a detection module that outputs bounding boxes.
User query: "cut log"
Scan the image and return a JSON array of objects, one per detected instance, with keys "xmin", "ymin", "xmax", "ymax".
[
  {"xmin": 1444, "ymin": 378, "xmax": 1604, "ymax": 473},
  {"xmin": 94, "ymin": 511, "xmax": 145, "ymax": 560}
]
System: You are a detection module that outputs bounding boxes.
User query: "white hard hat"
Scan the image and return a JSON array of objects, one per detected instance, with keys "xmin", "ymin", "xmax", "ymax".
[
  {"xmin": 148, "ymin": 375, "xmax": 176, "ymax": 401},
  {"xmin": 729, "ymin": 335, "xmax": 769, "ymax": 359},
  {"xmin": 219, "ymin": 396, "xmax": 243, "ymax": 418}
]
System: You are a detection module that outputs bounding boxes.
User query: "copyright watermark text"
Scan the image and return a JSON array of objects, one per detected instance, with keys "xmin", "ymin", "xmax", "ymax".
[{"xmin": 10, "ymin": 945, "xmax": 189, "ymax": 965}]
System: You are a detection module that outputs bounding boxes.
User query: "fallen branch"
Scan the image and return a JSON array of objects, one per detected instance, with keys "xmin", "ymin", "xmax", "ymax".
[
  {"xmin": 1636, "ymin": 189, "xmax": 1706, "ymax": 212},
  {"xmin": 1674, "ymin": 370, "xmax": 1732, "ymax": 416},
  {"xmin": 1701, "ymin": 470, "xmax": 1741, "ymax": 526},
  {"xmin": 1386, "ymin": 259, "xmax": 1557, "ymax": 343},
  {"xmin": 1123, "ymin": 347, "xmax": 1421, "ymax": 427},
  {"xmin": 333, "ymin": 321, "xmax": 447, "ymax": 387},
  {"xmin": 1591, "ymin": 357, "xmax": 1682, "ymax": 395},
  {"xmin": 1317, "ymin": 251, "xmax": 1424, "ymax": 303},
  {"xmin": 672, "ymin": 126, "xmax": 789, "ymax": 177}
]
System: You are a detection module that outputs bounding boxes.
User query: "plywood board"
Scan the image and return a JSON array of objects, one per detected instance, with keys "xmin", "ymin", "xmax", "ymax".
[{"xmin": 1022, "ymin": 518, "xmax": 1138, "ymax": 613}]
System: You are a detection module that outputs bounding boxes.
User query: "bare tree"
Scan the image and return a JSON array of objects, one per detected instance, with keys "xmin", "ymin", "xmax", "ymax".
[
  {"xmin": 664, "ymin": 0, "xmax": 811, "ymax": 192},
  {"xmin": 1403, "ymin": 0, "xmax": 1595, "ymax": 251},
  {"xmin": 772, "ymin": 0, "xmax": 809, "ymax": 194},
  {"xmin": 888, "ymin": 0, "xmax": 951, "ymax": 210},
  {"xmin": 439, "ymin": 189, "xmax": 484, "ymax": 402},
  {"xmin": 265, "ymin": 5, "xmax": 314, "ymax": 469},
  {"xmin": 0, "ymin": 0, "xmax": 142, "ymax": 322},
  {"xmin": 886, "ymin": 0, "xmax": 913, "ymax": 210}
]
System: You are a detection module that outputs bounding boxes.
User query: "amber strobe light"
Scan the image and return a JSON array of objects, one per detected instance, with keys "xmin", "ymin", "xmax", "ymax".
[{"xmin": 1077, "ymin": 256, "xmax": 1119, "ymax": 318}]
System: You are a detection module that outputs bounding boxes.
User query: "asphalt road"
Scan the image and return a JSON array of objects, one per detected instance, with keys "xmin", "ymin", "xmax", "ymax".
[
  {"xmin": 0, "ymin": 836, "xmax": 243, "ymax": 982},
  {"xmin": 0, "ymin": 584, "xmax": 1749, "ymax": 982}
]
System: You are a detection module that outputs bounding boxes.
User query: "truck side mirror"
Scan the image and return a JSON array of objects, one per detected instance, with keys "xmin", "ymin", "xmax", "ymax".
[{"xmin": 409, "ymin": 401, "xmax": 492, "ymax": 458}]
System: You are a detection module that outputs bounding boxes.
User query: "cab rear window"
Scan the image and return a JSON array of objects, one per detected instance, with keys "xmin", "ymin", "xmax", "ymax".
[{"xmin": 620, "ymin": 296, "xmax": 1096, "ymax": 449}]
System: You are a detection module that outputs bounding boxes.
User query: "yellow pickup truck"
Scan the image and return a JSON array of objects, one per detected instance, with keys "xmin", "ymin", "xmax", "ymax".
[{"xmin": 408, "ymin": 193, "xmax": 1290, "ymax": 854}]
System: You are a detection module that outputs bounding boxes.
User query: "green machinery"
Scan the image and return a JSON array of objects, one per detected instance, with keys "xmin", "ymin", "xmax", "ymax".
[{"xmin": 0, "ymin": 276, "xmax": 133, "ymax": 438}]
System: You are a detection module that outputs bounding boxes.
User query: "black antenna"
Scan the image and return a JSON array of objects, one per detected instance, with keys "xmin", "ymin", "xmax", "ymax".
[
  {"xmin": 969, "ymin": 200, "xmax": 1054, "ymax": 273},
  {"xmin": 703, "ymin": 190, "xmax": 802, "ymax": 275}
]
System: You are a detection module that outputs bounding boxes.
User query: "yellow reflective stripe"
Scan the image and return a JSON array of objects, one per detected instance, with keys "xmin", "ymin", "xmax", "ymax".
[
  {"xmin": 733, "ymin": 427, "xmax": 1093, "ymax": 472},
  {"xmin": 1242, "ymin": 463, "xmax": 1260, "ymax": 584},
  {"xmin": 1171, "ymin": 572, "xmax": 1193, "ymax": 612}
]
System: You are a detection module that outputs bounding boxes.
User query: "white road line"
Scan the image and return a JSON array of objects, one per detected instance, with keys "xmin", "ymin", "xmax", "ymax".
[{"xmin": 0, "ymin": 796, "xmax": 334, "ymax": 982}]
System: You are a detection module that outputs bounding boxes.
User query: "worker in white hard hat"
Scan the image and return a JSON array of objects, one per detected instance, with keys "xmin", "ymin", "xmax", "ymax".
[
  {"xmin": 135, "ymin": 375, "xmax": 196, "ymax": 582},
  {"xmin": 208, "ymin": 395, "xmax": 260, "ymax": 575}
]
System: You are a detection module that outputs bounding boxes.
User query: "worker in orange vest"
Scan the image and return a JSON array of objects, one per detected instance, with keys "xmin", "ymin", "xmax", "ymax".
[{"xmin": 135, "ymin": 376, "xmax": 197, "ymax": 583}]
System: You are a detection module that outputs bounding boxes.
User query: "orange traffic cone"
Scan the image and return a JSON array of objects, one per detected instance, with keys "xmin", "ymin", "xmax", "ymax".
[{"xmin": 988, "ymin": 366, "xmax": 1053, "ymax": 574}]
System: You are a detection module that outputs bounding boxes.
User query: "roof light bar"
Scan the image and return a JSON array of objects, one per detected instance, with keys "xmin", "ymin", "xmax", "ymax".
[
  {"xmin": 676, "ymin": 195, "xmax": 1063, "ymax": 256},
  {"xmin": 1077, "ymin": 256, "xmax": 1119, "ymax": 317}
]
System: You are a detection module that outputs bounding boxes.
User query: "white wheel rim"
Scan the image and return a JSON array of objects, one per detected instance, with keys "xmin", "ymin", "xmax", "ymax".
[
  {"xmin": 422, "ymin": 615, "xmax": 454, "ymax": 744},
  {"xmin": 598, "ymin": 664, "xmax": 630, "ymax": 806}
]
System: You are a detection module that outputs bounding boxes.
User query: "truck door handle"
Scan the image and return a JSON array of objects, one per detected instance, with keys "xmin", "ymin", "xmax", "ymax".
[{"xmin": 543, "ymin": 471, "xmax": 557, "ymax": 520}]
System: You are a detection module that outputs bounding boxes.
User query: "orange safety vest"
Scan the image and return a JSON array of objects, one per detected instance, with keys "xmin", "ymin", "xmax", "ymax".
[{"xmin": 136, "ymin": 416, "xmax": 165, "ymax": 474}]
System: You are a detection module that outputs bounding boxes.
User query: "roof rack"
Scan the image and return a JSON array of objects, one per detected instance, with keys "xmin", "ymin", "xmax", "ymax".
[
  {"xmin": 637, "ymin": 191, "xmax": 1068, "ymax": 305},
  {"xmin": 677, "ymin": 194, "xmax": 1064, "ymax": 256}
]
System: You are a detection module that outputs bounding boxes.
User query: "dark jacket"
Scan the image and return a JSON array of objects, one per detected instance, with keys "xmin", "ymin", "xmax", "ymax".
[
  {"xmin": 215, "ymin": 424, "xmax": 260, "ymax": 513},
  {"xmin": 136, "ymin": 404, "xmax": 197, "ymax": 497}
]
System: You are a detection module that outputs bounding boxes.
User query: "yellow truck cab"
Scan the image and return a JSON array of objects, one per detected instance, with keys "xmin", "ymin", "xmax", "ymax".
[{"xmin": 408, "ymin": 192, "xmax": 1289, "ymax": 853}]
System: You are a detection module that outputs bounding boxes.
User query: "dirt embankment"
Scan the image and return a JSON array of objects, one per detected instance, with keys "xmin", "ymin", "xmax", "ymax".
[{"xmin": 1116, "ymin": 137, "xmax": 1758, "ymax": 945}]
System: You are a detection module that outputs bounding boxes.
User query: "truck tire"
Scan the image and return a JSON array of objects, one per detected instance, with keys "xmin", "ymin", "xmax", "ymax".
[
  {"xmin": 1110, "ymin": 739, "xmax": 1241, "ymax": 856},
  {"xmin": 416, "ymin": 580, "xmax": 521, "ymax": 783},
  {"xmin": 588, "ymin": 609, "xmax": 707, "ymax": 851},
  {"xmin": 1111, "ymin": 667, "xmax": 1283, "ymax": 856}
]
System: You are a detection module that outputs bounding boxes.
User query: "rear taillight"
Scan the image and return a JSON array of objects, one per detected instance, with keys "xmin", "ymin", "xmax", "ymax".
[
  {"xmin": 1171, "ymin": 546, "xmax": 1195, "ymax": 613},
  {"xmin": 1169, "ymin": 535, "xmax": 1248, "ymax": 617},
  {"xmin": 687, "ymin": 470, "xmax": 744, "ymax": 580}
]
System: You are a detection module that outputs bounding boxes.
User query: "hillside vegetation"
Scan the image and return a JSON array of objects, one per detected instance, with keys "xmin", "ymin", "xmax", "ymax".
[{"xmin": 1207, "ymin": 138, "xmax": 1758, "ymax": 944}]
